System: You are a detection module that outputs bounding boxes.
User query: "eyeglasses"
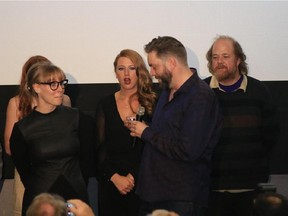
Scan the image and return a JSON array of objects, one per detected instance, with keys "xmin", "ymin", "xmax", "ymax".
[{"xmin": 38, "ymin": 79, "xmax": 68, "ymax": 91}]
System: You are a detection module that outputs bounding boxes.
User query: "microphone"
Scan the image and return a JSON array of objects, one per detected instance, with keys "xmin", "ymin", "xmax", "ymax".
[{"xmin": 132, "ymin": 106, "xmax": 145, "ymax": 148}]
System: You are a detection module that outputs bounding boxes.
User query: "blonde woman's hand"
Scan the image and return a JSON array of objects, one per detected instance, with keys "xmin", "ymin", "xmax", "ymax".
[{"xmin": 110, "ymin": 173, "xmax": 135, "ymax": 195}]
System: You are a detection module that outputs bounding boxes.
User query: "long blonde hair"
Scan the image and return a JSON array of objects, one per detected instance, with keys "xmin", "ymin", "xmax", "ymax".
[{"xmin": 113, "ymin": 49, "xmax": 157, "ymax": 115}]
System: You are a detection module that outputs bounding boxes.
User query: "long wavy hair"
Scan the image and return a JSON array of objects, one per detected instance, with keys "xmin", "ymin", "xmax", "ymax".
[
  {"xmin": 113, "ymin": 49, "xmax": 157, "ymax": 115},
  {"xmin": 18, "ymin": 55, "xmax": 50, "ymax": 118},
  {"xmin": 206, "ymin": 35, "xmax": 248, "ymax": 75}
]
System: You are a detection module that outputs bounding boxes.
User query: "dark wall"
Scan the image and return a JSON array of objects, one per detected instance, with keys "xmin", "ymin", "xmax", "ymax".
[
  {"xmin": 1, "ymin": 81, "xmax": 288, "ymax": 178},
  {"xmin": 264, "ymin": 81, "xmax": 288, "ymax": 174}
]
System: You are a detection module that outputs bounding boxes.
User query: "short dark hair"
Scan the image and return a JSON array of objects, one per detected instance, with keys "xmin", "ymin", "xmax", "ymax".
[{"xmin": 145, "ymin": 36, "xmax": 188, "ymax": 66}]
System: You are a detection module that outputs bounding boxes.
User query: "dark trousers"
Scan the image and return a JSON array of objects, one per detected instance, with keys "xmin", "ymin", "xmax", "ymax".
[
  {"xmin": 138, "ymin": 200, "xmax": 207, "ymax": 216},
  {"xmin": 205, "ymin": 190, "xmax": 256, "ymax": 216}
]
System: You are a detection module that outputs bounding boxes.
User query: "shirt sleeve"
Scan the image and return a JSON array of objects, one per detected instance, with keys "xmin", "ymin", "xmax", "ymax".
[
  {"xmin": 10, "ymin": 124, "xmax": 30, "ymax": 187},
  {"xmin": 142, "ymin": 92, "xmax": 222, "ymax": 162},
  {"xmin": 95, "ymin": 101, "xmax": 117, "ymax": 181}
]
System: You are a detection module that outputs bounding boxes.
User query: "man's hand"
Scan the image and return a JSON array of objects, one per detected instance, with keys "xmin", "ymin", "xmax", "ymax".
[{"xmin": 129, "ymin": 121, "xmax": 148, "ymax": 138}]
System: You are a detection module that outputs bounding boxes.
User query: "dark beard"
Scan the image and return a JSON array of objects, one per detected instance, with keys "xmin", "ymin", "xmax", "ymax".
[{"xmin": 158, "ymin": 69, "xmax": 172, "ymax": 90}]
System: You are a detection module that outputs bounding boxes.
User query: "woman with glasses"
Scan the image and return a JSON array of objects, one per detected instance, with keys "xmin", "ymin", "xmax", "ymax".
[
  {"xmin": 4, "ymin": 55, "xmax": 71, "ymax": 216},
  {"xmin": 95, "ymin": 49, "xmax": 157, "ymax": 216},
  {"xmin": 9, "ymin": 62, "xmax": 90, "ymax": 216}
]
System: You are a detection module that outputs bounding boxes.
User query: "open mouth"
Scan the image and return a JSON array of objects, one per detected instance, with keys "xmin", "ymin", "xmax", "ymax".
[{"xmin": 124, "ymin": 78, "xmax": 131, "ymax": 85}]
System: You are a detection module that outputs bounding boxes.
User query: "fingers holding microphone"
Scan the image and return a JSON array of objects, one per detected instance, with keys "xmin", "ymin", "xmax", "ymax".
[
  {"xmin": 126, "ymin": 105, "xmax": 148, "ymax": 138},
  {"xmin": 125, "ymin": 116, "xmax": 147, "ymax": 137},
  {"xmin": 129, "ymin": 121, "xmax": 148, "ymax": 138}
]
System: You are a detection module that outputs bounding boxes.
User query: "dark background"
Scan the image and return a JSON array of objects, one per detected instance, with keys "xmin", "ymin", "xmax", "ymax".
[{"xmin": 1, "ymin": 81, "xmax": 287, "ymax": 179}]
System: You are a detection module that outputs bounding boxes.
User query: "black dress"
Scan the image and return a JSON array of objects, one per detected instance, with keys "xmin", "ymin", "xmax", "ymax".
[
  {"xmin": 95, "ymin": 94, "xmax": 149, "ymax": 216},
  {"xmin": 10, "ymin": 106, "xmax": 90, "ymax": 215}
]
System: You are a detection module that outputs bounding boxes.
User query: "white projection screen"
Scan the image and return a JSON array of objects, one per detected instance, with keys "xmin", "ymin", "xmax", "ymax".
[{"xmin": 1, "ymin": 1, "xmax": 288, "ymax": 84}]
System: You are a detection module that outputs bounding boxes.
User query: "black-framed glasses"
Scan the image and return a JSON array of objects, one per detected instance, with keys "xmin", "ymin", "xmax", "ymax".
[{"xmin": 38, "ymin": 79, "xmax": 68, "ymax": 91}]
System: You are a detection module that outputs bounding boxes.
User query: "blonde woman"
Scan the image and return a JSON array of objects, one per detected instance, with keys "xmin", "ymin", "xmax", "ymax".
[{"xmin": 95, "ymin": 49, "xmax": 156, "ymax": 216}]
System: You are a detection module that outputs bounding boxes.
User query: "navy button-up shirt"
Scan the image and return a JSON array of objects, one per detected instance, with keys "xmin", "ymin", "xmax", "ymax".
[{"xmin": 136, "ymin": 72, "xmax": 222, "ymax": 206}]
